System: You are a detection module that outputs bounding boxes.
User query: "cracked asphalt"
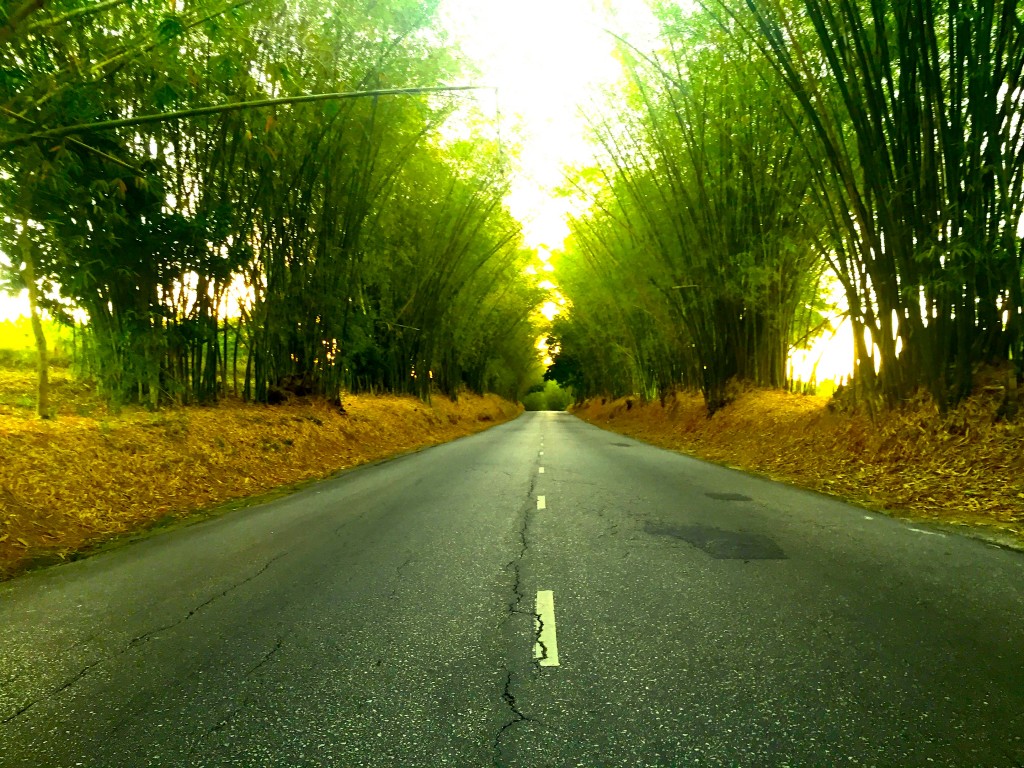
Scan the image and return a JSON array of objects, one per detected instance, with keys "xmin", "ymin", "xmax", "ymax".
[{"xmin": 1, "ymin": 411, "xmax": 1023, "ymax": 766}]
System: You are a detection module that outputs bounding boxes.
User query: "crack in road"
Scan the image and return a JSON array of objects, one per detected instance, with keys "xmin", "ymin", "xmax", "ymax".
[
  {"xmin": 494, "ymin": 669, "xmax": 532, "ymax": 759},
  {"xmin": 126, "ymin": 552, "xmax": 288, "ymax": 651},
  {"xmin": 243, "ymin": 635, "xmax": 284, "ymax": 679},
  {"xmin": 185, "ymin": 634, "xmax": 286, "ymax": 757},
  {"xmin": 493, "ymin": 470, "xmax": 547, "ymax": 766},
  {"xmin": 0, "ymin": 552, "xmax": 287, "ymax": 726},
  {"xmin": 389, "ymin": 553, "xmax": 415, "ymax": 600},
  {"xmin": 0, "ymin": 630, "xmax": 101, "ymax": 697},
  {"xmin": 510, "ymin": 475, "xmax": 549, "ymax": 662},
  {"xmin": 1, "ymin": 655, "xmax": 106, "ymax": 724}
]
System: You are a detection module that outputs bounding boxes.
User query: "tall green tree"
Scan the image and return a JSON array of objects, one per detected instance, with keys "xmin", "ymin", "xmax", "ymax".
[
  {"xmin": 552, "ymin": 6, "xmax": 827, "ymax": 413},
  {"xmin": 716, "ymin": 0, "xmax": 1024, "ymax": 409},
  {"xmin": 0, "ymin": 0, "xmax": 541, "ymax": 412}
]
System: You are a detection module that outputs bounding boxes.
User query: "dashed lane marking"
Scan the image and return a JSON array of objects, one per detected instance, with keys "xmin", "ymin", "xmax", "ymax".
[
  {"xmin": 537, "ymin": 496, "xmax": 546, "ymax": 510},
  {"xmin": 534, "ymin": 590, "xmax": 559, "ymax": 667},
  {"xmin": 539, "ymin": 467, "xmax": 545, "ymax": 474}
]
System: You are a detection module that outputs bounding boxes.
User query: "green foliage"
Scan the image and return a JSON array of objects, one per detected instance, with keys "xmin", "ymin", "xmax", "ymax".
[
  {"xmin": 726, "ymin": 0, "xmax": 1024, "ymax": 410},
  {"xmin": 556, "ymin": 9, "xmax": 827, "ymax": 412},
  {"xmin": 556, "ymin": 0, "xmax": 1024, "ymax": 415},
  {"xmin": 0, "ymin": 0, "xmax": 540, "ymax": 409},
  {"xmin": 522, "ymin": 380, "xmax": 571, "ymax": 411}
]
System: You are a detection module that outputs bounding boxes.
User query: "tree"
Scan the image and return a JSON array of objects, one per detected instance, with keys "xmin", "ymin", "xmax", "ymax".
[
  {"xmin": 555, "ymin": 6, "xmax": 828, "ymax": 413},
  {"xmin": 713, "ymin": 0, "xmax": 1024, "ymax": 409},
  {"xmin": 0, "ymin": 0, "xmax": 541, "ymax": 412}
]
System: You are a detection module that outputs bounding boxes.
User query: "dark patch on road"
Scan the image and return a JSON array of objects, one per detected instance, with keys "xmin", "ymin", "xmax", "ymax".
[
  {"xmin": 705, "ymin": 492, "xmax": 752, "ymax": 502},
  {"xmin": 611, "ymin": 442, "xmax": 633, "ymax": 448},
  {"xmin": 645, "ymin": 523, "xmax": 787, "ymax": 560}
]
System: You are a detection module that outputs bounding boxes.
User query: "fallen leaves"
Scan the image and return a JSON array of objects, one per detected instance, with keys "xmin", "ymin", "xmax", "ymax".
[{"xmin": 0, "ymin": 382, "xmax": 521, "ymax": 580}]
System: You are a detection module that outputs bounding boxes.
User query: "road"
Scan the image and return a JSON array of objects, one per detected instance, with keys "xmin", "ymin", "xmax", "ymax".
[{"xmin": 1, "ymin": 411, "xmax": 1023, "ymax": 767}]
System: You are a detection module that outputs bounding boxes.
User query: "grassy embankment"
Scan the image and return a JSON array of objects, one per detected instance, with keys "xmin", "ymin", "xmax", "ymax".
[
  {"xmin": 574, "ymin": 386, "xmax": 1024, "ymax": 547},
  {"xmin": 0, "ymin": 356, "xmax": 520, "ymax": 580}
]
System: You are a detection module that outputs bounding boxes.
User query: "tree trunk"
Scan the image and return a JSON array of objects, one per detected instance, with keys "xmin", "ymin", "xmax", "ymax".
[{"xmin": 18, "ymin": 229, "xmax": 49, "ymax": 419}]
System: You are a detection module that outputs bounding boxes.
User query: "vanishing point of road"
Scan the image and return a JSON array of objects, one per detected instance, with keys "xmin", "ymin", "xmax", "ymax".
[{"xmin": 2, "ymin": 411, "xmax": 1022, "ymax": 766}]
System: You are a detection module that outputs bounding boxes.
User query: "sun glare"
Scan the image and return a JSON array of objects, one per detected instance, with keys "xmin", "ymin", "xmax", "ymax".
[
  {"xmin": 789, "ymin": 317, "xmax": 856, "ymax": 389},
  {"xmin": 440, "ymin": 0, "xmax": 658, "ymax": 249},
  {"xmin": 0, "ymin": 288, "xmax": 29, "ymax": 323},
  {"xmin": 789, "ymin": 279, "xmax": 856, "ymax": 389}
]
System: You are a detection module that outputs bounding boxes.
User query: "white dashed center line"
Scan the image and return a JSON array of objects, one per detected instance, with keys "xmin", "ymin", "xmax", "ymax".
[
  {"xmin": 534, "ymin": 590, "xmax": 559, "ymax": 667},
  {"xmin": 539, "ymin": 467, "xmax": 545, "ymax": 474},
  {"xmin": 909, "ymin": 527, "xmax": 945, "ymax": 537},
  {"xmin": 537, "ymin": 495, "xmax": 546, "ymax": 510}
]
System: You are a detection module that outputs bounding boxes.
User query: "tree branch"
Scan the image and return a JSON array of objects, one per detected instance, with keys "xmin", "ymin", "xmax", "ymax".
[
  {"xmin": 0, "ymin": 106, "xmax": 139, "ymax": 171},
  {"xmin": 0, "ymin": 0, "xmax": 45, "ymax": 45},
  {"xmin": 4, "ymin": 86, "xmax": 494, "ymax": 146},
  {"xmin": 25, "ymin": 0, "xmax": 129, "ymax": 34}
]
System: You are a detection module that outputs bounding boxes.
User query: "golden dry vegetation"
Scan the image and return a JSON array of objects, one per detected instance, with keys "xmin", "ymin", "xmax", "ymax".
[
  {"xmin": 574, "ymin": 387, "xmax": 1024, "ymax": 545},
  {"xmin": 0, "ymin": 367, "xmax": 520, "ymax": 580}
]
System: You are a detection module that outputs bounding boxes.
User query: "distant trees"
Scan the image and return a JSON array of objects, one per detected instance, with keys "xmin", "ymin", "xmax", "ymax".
[
  {"xmin": 550, "ymin": 0, "xmax": 1024, "ymax": 414},
  {"xmin": 0, "ymin": 0, "xmax": 540, "ymax": 410}
]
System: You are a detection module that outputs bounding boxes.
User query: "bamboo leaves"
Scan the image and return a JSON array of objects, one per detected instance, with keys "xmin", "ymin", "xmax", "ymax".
[
  {"xmin": 732, "ymin": 0, "xmax": 1024, "ymax": 408},
  {"xmin": 554, "ymin": 0, "xmax": 1024, "ymax": 415},
  {"xmin": 556, "ymin": 9, "xmax": 826, "ymax": 412},
  {"xmin": 0, "ymin": 0, "xmax": 540, "ymax": 412}
]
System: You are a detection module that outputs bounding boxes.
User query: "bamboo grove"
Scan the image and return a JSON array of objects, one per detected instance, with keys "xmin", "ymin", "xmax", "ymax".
[
  {"xmin": 0, "ymin": 0, "xmax": 542, "ymax": 413},
  {"xmin": 548, "ymin": 0, "xmax": 1024, "ymax": 415}
]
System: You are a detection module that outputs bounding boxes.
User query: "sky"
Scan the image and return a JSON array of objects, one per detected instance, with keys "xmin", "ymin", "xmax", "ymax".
[{"xmin": 438, "ymin": 0, "xmax": 658, "ymax": 249}]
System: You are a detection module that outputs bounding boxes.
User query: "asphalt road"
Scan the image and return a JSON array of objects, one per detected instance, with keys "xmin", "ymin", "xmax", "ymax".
[{"xmin": 1, "ymin": 411, "xmax": 1023, "ymax": 767}]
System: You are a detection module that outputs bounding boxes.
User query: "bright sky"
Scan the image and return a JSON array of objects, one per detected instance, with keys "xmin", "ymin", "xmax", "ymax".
[{"xmin": 439, "ymin": 0, "xmax": 658, "ymax": 249}]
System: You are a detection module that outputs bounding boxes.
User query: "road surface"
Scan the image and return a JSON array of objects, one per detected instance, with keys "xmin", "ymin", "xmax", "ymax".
[{"xmin": 2, "ymin": 411, "xmax": 1023, "ymax": 766}]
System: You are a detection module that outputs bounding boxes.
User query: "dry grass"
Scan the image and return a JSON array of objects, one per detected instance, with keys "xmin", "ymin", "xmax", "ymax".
[
  {"xmin": 0, "ymin": 368, "xmax": 520, "ymax": 579},
  {"xmin": 574, "ymin": 387, "xmax": 1024, "ymax": 544}
]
